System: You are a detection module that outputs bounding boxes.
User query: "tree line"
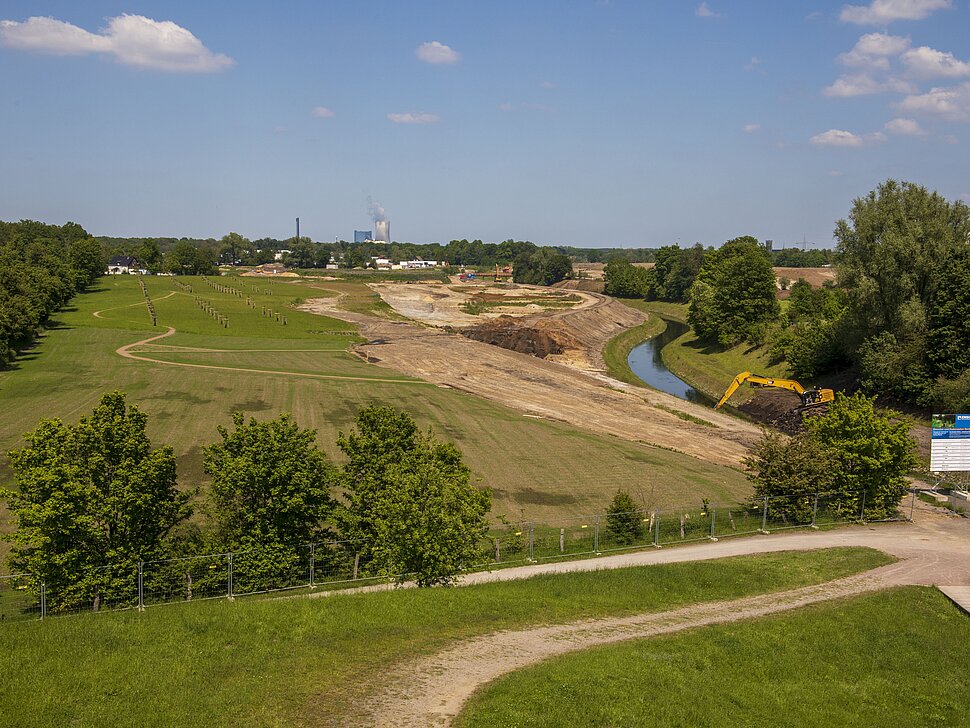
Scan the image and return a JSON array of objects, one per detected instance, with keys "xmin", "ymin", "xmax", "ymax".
[
  {"xmin": 603, "ymin": 180, "xmax": 970, "ymax": 411},
  {"xmin": 0, "ymin": 220, "xmax": 105, "ymax": 366},
  {"xmin": 2, "ymin": 394, "xmax": 491, "ymax": 611}
]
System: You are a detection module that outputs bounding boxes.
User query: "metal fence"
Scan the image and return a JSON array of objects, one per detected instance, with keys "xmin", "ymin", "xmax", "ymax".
[{"xmin": 0, "ymin": 489, "xmax": 915, "ymax": 624}]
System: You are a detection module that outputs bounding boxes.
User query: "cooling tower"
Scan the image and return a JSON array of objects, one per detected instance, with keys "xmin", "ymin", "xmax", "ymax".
[{"xmin": 374, "ymin": 220, "xmax": 390, "ymax": 243}]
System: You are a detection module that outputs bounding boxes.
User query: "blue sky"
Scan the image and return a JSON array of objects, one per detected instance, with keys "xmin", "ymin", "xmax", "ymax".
[{"xmin": 1, "ymin": 1, "xmax": 968, "ymax": 247}]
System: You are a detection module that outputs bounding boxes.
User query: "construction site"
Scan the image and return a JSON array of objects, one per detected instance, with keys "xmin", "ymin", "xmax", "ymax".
[{"xmin": 300, "ymin": 279, "xmax": 763, "ymax": 468}]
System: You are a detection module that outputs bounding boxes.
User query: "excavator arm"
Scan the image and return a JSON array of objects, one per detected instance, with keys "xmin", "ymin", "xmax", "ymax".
[{"xmin": 714, "ymin": 372, "xmax": 829, "ymax": 410}]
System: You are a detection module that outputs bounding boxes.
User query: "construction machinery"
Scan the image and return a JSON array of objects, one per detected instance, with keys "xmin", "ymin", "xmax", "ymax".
[{"xmin": 714, "ymin": 371, "xmax": 835, "ymax": 411}]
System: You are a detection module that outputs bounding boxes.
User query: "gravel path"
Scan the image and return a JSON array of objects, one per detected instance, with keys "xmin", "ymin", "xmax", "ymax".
[{"xmin": 348, "ymin": 514, "xmax": 970, "ymax": 727}]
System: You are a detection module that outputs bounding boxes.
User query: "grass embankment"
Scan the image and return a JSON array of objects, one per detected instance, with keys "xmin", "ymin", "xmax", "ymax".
[
  {"xmin": 458, "ymin": 586, "xmax": 968, "ymax": 727},
  {"xmin": 0, "ymin": 548, "xmax": 890, "ymax": 726},
  {"xmin": 602, "ymin": 310, "xmax": 667, "ymax": 387},
  {"xmin": 0, "ymin": 276, "xmax": 752, "ymax": 523},
  {"xmin": 620, "ymin": 300, "xmax": 791, "ymax": 405}
]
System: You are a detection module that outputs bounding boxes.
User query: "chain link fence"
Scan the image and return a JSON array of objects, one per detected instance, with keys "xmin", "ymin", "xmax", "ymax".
[{"xmin": 0, "ymin": 489, "xmax": 916, "ymax": 623}]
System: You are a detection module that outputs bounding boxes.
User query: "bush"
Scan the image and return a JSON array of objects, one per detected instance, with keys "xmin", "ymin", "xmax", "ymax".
[{"xmin": 605, "ymin": 490, "xmax": 644, "ymax": 545}]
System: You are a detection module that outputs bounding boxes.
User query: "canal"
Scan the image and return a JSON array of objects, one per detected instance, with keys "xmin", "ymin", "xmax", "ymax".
[{"xmin": 627, "ymin": 319, "xmax": 715, "ymax": 406}]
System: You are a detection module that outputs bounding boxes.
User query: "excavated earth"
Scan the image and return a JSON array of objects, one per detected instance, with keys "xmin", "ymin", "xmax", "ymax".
[{"xmin": 299, "ymin": 283, "xmax": 761, "ymax": 467}]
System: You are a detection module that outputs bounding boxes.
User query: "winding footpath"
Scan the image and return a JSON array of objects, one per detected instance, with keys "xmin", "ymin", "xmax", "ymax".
[{"xmin": 347, "ymin": 512, "xmax": 970, "ymax": 727}]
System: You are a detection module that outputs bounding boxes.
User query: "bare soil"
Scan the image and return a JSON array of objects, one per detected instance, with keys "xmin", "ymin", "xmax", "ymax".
[{"xmin": 299, "ymin": 288, "xmax": 761, "ymax": 467}]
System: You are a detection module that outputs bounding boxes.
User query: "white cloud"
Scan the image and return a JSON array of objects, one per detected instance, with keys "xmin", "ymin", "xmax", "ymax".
[
  {"xmin": 387, "ymin": 112, "xmax": 441, "ymax": 124},
  {"xmin": 695, "ymin": 3, "xmax": 721, "ymax": 18},
  {"xmin": 743, "ymin": 123, "xmax": 761, "ymax": 133},
  {"xmin": 839, "ymin": 32, "xmax": 910, "ymax": 69},
  {"xmin": 311, "ymin": 106, "xmax": 335, "ymax": 118},
  {"xmin": 824, "ymin": 72, "xmax": 914, "ymax": 96},
  {"xmin": 884, "ymin": 117, "xmax": 926, "ymax": 134},
  {"xmin": 810, "ymin": 129, "xmax": 887, "ymax": 147},
  {"xmin": 498, "ymin": 102, "xmax": 514, "ymax": 112},
  {"xmin": 0, "ymin": 14, "xmax": 233, "ymax": 72},
  {"xmin": 901, "ymin": 46, "xmax": 970, "ymax": 79},
  {"xmin": 840, "ymin": 0, "xmax": 952, "ymax": 25},
  {"xmin": 744, "ymin": 56, "xmax": 762, "ymax": 71},
  {"xmin": 416, "ymin": 41, "xmax": 460, "ymax": 64},
  {"xmin": 830, "ymin": 170, "xmax": 845, "ymax": 176},
  {"xmin": 539, "ymin": 80, "xmax": 556, "ymax": 89},
  {"xmin": 897, "ymin": 82, "xmax": 970, "ymax": 120}
]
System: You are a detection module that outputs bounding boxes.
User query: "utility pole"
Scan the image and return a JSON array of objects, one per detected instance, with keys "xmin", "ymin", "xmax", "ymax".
[{"xmin": 296, "ymin": 217, "xmax": 300, "ymax": 242}]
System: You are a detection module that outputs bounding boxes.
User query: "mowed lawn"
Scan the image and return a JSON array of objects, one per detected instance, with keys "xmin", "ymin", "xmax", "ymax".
[
  {"xmin": 0, "ymin": 276, "xmax": 752, "ymax": 529},
  {"xmin": 0, "ymin": 548, "xmax": 891, "ymax": 727},
  {"xmin": 457, "ymin": 586, "xmax": 970, "ymax": 727}
]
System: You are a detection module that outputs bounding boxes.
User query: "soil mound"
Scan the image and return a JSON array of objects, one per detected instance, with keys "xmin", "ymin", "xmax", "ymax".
[
  {"xmin": 738, "ymin": 389, "xmax": 829, "ymax": 434},
  {"xmin": 460, "ymin": 316, "xmax": 582, "ymax": 358}
]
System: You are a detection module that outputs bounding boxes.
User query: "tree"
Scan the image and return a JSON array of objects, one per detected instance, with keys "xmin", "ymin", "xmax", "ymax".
[
  {"xmin": 743, "ymin": 430, "xmax": 837, "ymax": 523},
  {"xmin": 204, "ymin": 413, "xmax": 337, "ymax": 549},
  {"xmin": 807, "ymin": 393, "xmax": 918, "ymax": 519},
  {"xmin": 3, "ymin": 392, "xmax": 190, "ymax": 612},
  {"xmin": 338, "ymin": 406, "xmax": 490, "ymax": 586},
  {"xmin": 605, "ymin": 490, "xmax": 644, "ymax": 545},
  {"xmin": 604, "ymin": 259, "xmax": 650, "ymax": 298},
  {"xmin": 688, "ymin": 236, "xmax": 779, "ymax": 346},
  {"xmin": 512, "ymin": 248, "xmax": 573, "ymax": 286},
  {"xmin": 219, "ymin": 232, "xmax": 249, "ymax": 266}
]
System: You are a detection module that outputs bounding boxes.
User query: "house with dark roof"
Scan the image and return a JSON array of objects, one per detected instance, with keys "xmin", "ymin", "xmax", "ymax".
[{"xmin": 106, "ymin": 255, "xmax": 145, "ymax": 275}]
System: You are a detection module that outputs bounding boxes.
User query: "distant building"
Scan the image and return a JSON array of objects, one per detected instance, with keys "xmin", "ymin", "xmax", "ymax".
[
  {"xmin": 402, "ymin": 259, "xmax": 438, "ymax": 269},
  {"xmin": 273, "ymin": 249, "xmax": 292, "ymax": 261},
  {"xmin": 371, "ymin": 256, "xmax": 392, "ymax": 269},
  {"xmin": 765, "ymin": 239, "xmax": 774, "ymax": 252},
  {"xmin": 354, "ymin": 230, "xmax": 372, "ymax": 243},
  {"xmin": 106, "ymin": 255, "xmax": 144, "ymax": 275}
]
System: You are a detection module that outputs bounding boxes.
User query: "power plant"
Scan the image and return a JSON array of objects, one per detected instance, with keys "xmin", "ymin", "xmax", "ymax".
[{"xmin": 374, "ymin": 219, "xmax": 390, "ymax": 243}]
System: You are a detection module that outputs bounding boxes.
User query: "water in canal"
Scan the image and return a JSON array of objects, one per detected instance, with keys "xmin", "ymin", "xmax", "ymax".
[{"xmin": 627, "ymin": 319, "xmax": 715, "ymax": 406}]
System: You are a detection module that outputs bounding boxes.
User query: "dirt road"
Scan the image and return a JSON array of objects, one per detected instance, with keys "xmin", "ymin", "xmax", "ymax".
[
  {"xmin": 299, "ymin": 291, "xmax": 761, "ymax": 467},
  {"xmin": 347, "ymin": 514, "xmax": 970, "ymax": 727}
]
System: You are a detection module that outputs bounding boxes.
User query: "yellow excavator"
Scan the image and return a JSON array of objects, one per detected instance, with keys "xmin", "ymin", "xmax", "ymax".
[{"xmin": 714, "ymin": 372, "xmax": 835, "ymax": 411}]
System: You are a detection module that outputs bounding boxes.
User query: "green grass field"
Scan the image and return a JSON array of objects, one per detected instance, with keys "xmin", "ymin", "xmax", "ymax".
[
  {"xmin": 0, "ymin": 548, "xmax": 890, "ymax": 727},
  {"xmin": 0, "ymin": 276, "xmax": 753, "ymax": 533},
  {"xmin": 457, "ymin": 585, "xmax": 969, "ymax": 727}
]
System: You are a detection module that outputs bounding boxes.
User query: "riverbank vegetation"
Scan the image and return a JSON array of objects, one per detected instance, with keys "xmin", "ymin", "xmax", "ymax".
[{"xmin": 604, "ymin": 180, "xmax": 970, "ymax": 413}]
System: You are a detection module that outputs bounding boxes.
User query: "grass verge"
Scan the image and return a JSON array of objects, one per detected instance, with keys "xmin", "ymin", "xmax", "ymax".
[
  {"xmin": 457, "ymin": 585, "xmax": 967, "ymax": 728},
  {"xmin": 0, "ymin": 548, "xmax": 890, "ymax": 726},
  {"xmin": 602, "ymin": 314, "xmax": 667, "ymax": 387}
]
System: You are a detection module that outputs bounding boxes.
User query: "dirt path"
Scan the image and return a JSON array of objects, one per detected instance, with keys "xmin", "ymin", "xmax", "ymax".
[
  {"xmin": 114, "ymin": 326, "xmax": 429, "ymax": 385},
  {"xmin": 346, "ymin": 516, "xmax": 970, "ymax": 727},
  {"xmin": 299, "ymin": 293, "xmax": 760, "ymax": 467},
  {"xmin": 92, "ymin": 290, "xmax": 177, "ymax": 319}
]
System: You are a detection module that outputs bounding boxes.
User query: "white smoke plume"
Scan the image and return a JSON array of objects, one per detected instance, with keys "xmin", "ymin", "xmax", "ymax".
[{"xmin": 367, "ymin": 198, "xmax": 387, "ymax": 222}]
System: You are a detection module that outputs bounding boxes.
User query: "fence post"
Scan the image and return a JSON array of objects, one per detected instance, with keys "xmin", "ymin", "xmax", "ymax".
[
  {"xmin": 353, "ymin": 551, "xmax": 360, "ymax": 580},
  {"xmin": 528, "ymin": 524, "xmax": 535, "ymax": 562},
  {"xmin": 760, "ymin": 496, "xmax": 769, "ymax": 534},
  {"xmin": 559, "ymin": 529, "xmax": 564, "ymax": 554},
  {"xmin": 709, "ymin": 506, "xmax": 717, "ymax": 541},
  {"xmin": 653, "ymin": 511, "xmax": 661, "ymax": 548},
  {"xmin": 138, "ymin": 561, "xmax": 144, "ymax": 611},
  {"xmin": 909, "ymin": 488, "xmax": 917, "ymax": 522},
  {"xmin": 594, "ymin": 516, "xmax": 600, "ymax": 554},
  {"xmin": 40, "ymin": 580, "xmax": 46, "ymax": 620},
  {"xmin": 309, "ymin": 544, "xmax": 315, "ymax": 589},
  {"xmin": 495, "ymin": 538, "xmax": 501, "ymax": 563},
  {"xmin": 227, "ymin": 552, "xmax": 234, "ymax": 601},
  {"xmin": 859, "ymin": 490, "xmax": 867, "ymax": 522}
]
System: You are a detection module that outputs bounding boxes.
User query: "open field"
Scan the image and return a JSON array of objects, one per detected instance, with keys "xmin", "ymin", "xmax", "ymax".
[
  {"xmin": 0, "ymin": 276, "xmax": 754, "ymax": 527},
  {"xmin": 0, "ymin": 548, "xmax": 889, "ymax": 727},
  {"xmin": 457, "ymin": 586, "xmax": 969, "ymax": 727}
]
